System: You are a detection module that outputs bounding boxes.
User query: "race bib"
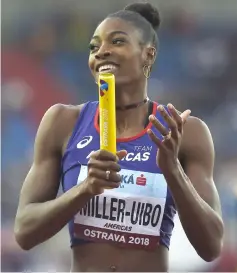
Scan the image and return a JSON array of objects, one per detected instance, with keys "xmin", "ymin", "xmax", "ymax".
[{"xmin": 74, "ymin": 165, "xmax": 167, "ymax": 250}]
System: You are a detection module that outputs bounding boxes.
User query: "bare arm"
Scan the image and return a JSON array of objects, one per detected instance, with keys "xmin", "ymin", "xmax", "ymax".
[
  {"xmin": 14, "ymin": 104, "xmax": 126, "ymax": 251},
  {"xmin": 163, "ymin": 117, "xmax": 224, "ymax": 261},
  {"xmin": 14, "ymin": 104, "xmax": 93, "ymax": 250}
]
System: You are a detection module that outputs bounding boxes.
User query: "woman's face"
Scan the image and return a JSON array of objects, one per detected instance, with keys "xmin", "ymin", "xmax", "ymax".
[{"xmin": 88, "ymin": 17, "xmax": 150, "ymax": 85}]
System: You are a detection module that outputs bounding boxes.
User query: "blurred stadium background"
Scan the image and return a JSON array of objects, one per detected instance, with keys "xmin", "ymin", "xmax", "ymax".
[{"xmin": 1, "ymin": 0, "xmax": 237, "ymax": 271}]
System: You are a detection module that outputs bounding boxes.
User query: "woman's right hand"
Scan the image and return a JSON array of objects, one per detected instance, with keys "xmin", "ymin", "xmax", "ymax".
[{"xmin": 82, "ymin": 149, "xmax": 127, "ymax": 195}]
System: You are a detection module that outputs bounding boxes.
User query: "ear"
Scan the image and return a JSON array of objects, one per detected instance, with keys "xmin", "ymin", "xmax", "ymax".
[{"xmin": 143, "ymin": 46, "xmax": 157, "ymax": 66}]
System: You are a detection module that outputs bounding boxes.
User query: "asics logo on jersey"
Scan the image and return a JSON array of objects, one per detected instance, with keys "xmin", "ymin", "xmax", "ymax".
[
  {"xmin": 99, "ymin": 80, "xmax": 108, "ymax": 97},
  {"xmin": 77, "ymin": 136, "xmax": 93, "ymax": 149}
]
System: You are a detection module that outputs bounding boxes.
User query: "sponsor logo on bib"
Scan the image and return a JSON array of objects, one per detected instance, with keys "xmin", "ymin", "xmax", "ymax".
[{"xmin": 74, "ymin": 166, "xmax": 167, "ymax": 249}]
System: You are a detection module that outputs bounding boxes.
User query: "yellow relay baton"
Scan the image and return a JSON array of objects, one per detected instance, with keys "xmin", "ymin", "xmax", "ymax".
[{"xmin": 98, "ymin": 73, "xmax": 116, "ymax": 155}]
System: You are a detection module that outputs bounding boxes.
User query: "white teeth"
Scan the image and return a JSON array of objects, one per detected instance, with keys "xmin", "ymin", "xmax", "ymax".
[{"xmin": 98, "ymin": 64, "xmax": 117, "ymax": 72}]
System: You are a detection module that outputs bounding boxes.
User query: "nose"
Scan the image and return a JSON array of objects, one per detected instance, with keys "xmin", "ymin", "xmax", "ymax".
[{"xmin": 95, "ymin": 45, "xmax": 111, "ymax": 60}]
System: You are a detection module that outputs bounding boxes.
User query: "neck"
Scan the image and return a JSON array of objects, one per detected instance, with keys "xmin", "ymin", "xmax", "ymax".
[
  {"xmin": 115, "ymin": 80, "xmax": 149, "ymax": 135},
  {"xmin": 115, "ymin": 80, "xmax": 147, "ymax": 106}
]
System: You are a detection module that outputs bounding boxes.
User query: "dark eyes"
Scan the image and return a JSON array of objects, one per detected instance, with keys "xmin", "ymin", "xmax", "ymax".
[
  {"xmin": 89, "ymin": 44, "xmax": 98, "ymax": 51},
  {"xmin": 89, "ymin": 38, "xmax": 126, "ymax": 52},
  {"xmin": 112, "ymin": 38, "xmax": 126, "ymax": 45}
]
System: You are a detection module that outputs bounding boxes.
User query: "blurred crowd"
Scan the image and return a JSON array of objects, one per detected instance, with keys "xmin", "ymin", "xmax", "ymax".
[{"xmin": 1, "ymin": 0, "xmax": 237, "ymax": 271}]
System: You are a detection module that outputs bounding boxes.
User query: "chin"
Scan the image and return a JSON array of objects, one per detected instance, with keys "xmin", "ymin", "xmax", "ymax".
[
  {"xmin": 114, "ymin": 74, "xmax": 135, "ymax": 85},
  {"xmin": 94, "ymin": 71, "xmax": 137, "ymax": 86}
]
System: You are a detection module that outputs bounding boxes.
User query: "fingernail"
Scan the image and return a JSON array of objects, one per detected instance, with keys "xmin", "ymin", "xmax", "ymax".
[
  {"xmin": 186, "ymin": 110, "xmax": 191, "ymax": 116},
  {"xmin": 158, "ymin": 105, "xmax": 164, "ymax": 111},
  {"xmin": 168, "ymin": 104, "xmax": 173, "ymax": 109},
  {"xmin": 149, "ymin": 115, "xmax": 155, "ymax": 120}
]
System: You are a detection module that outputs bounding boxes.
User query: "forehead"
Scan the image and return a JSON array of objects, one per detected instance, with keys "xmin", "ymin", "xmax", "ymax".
[{"xmin": 92, "ymin": 17, "xmax": 141, "ymax": 40}]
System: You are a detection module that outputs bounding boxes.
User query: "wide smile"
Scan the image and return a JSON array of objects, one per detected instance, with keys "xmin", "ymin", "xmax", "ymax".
[{"xmin": 96, "ymin": 63, "xmax": 119, "ymax": 73}]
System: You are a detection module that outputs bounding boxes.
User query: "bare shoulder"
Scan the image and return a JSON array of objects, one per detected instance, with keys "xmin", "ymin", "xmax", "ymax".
[
  {"xmin": 183, "ymin": 116, "xmax": 212, "ymax": 139},
  {"xmin": 36, "ymin": 103, "xmax": 85, "ymax": 155},
  {"xmin": 44, "ymin": 103, "xmax": 83, "ymax": 122},
  {"xmin": 175, "ymin": 109, "xmax": 211, "ymax": 140},
  {"xmin": 39, "ymin": 103, "xmax": 84, "ymax": 135},
  {"xmin": 181, "ymin": 115, "xmax": 214, "ymax": 157}
]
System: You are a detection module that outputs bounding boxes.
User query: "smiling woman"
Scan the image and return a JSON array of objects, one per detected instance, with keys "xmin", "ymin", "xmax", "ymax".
[
  {"xmin": 89, "ymin": 4, "xmax": 159, "ymax": 86},
  {"xmin": 14, "ymin": 2, "xmax": 224, "ymax": 272}
]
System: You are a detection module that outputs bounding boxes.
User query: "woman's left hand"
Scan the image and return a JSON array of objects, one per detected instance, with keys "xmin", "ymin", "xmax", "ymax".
[{"xmin": 147, "ymin": 104, "xmax": 191, "ymax": 172}]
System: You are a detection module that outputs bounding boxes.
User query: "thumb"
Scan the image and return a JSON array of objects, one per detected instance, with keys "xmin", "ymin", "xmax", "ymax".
[
  {"xmin": 180, "ymin": 109, "xmax": 191, "ymax": 124},
  {"xmin": 116, "ymin": 150, "xmax": 127, "ymax": 161}
]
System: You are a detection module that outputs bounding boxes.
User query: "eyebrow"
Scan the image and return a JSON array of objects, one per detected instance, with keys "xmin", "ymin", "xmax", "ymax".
[{"xmin": 91, "ymin": 31, "xmax": 129, "ymax": 41}]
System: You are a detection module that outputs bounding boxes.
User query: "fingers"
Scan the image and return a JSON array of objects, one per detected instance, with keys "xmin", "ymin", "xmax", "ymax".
[
  {"xmin": 89, "ymin": 177, "xmax": 121, "ymax": 190},
  {"xmin": 151, "ymin": 104, "xmax": 191, "ymax": 139},
  {"xmin": 156, "ymin": 105, "xmax": 179, "ymax": 139},
  {"xmin": 90, "ymin": 149, "xmax": 127, "ymax": 162},
  {"xmin": 158, "ymin": 105, "xmax": 177, "ymax": 130},
  {"xmin": 88, "ymin": 158, "xmax": 121, "ymax": 172},
  {"xmin": 149, "ymin": 115, "xmax": 169, "ymax": 136},
  {"xmin": 148, "ymin": 104, "xmax": 191, "ymax": 149},
  {"xmin": 147, "ymin": 129, "xmax": 163, "ymax": 148},
  {"xmin": 116, "ymin": 150, "xmax": 127, "ymax": 161},
  {"xmin": 91, "ymin": 149, "xmax": 117, "ymax": 161},
  {"xmin": 180, "ymin": 110, "xmax": 191, "ymax": 124},
  {"xmin": 87, "ymin": 149, "xmax": 126, "ymax": 192},
  {"xmin": 87, "ymin": 159, "xmax": 122, "ymax": 192},
  {"xmin": 167, "ymin": 104, "xmax": 191, "ymax": 131},
  {"xmin": 88, "ymin": 168, "xmax": 121, "ymax": 183},
  {"xmin": 86, "ymin": 168, "xmax": 121, "ymax": 193}
]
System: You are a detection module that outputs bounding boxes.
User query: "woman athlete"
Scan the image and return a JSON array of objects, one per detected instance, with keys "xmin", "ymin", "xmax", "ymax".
[{"xmin": 14, "ymin": 2, "xmax": 224, "ymax": 272}]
